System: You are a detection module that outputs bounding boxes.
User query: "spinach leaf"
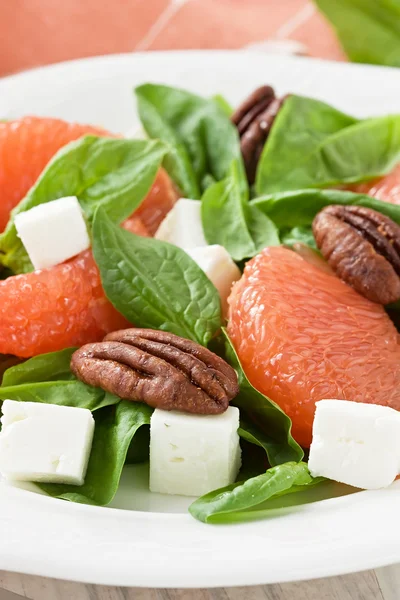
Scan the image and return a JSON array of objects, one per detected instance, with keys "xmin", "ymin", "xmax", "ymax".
[
  {"xmin": 0, "ymin": 136, "xmax": 166, "ymax": 274},
  {"xmin": 212, "ymin": 95, "xmax": 233, "ymax": 117},
  {"xmin": 256, "ymin": 95, "xmax": 400, "ymax": 195},
  {"xmin": 0, "ymin": 267, "xmax": 12, "ymax": 280},
  {"xmin": 224, "ymin": 331, "xmax": 303, "ymax": 465},
  {"xmin": 0, "ymin": 356, "xmax": 22, "ymax": 384},
  {"xmin": 92, "ymin": 207, "xmax": 222, "ymax": 346},
  {"xmin": 253, "ymin": 188, "xmax": 400, "ymax": 247},
  {"xmin": 39, "ymin": 401, "xmax": 152, "ymax": 505},
  {"xmin": 0, "ymin": 380, "xmax": 118, "ymax": 412},
  {"xmin": 189, "ymin": 461, "xmax": 322, "ymax": 523},
  {"xmin": 0, "ymin": 348, "xmax": 119, "ymax": 411},
  {"xmin": 256, "ymin": 95, "xmax": 356, "ymax": 195},
  {"xmin": 2, "ymin": 348, "xmax": 75, "ymax": 386},
  {"xmin": 237, "ymin": 438, "xmax": 269, "ymax": 482},
  {"xmin": 281, "ymin": 226, "xmax": 318, "ymax": 249},
  {"xmin": 239, "ymin": 419, "xmax": 283, "ymax": 461},
  {"xmin": 125, "ymin": 424, "xmax": 150, "ymax": 464},
  {"xmin": 135, "ymin": 84, "xmax": 244, "ymax": 198},
  {"xmin": 314, "ymin": 0, "xmax": 400, "ymax": 67},
  {"xmin": 201, "ymin": 160, "xmax": 280, "ymax": 261}
]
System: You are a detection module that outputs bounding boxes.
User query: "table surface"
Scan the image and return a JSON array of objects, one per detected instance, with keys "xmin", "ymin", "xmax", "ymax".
[
  {"xmin": 1, "ymin": 566, "xmax": 400, "ymax": 599},
  {"xmin": 1, "ymin": 1, "xmax": 397, "ymax": 598}
]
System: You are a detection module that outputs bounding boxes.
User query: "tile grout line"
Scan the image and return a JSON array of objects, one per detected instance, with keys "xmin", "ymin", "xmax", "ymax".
[
  {"xmin": 134, "ymin": 0, "xmax": 191, "ymax": 52},
  {"xmin": 274, "ymin": 2, "xmax": 315, "ymax": 40}
]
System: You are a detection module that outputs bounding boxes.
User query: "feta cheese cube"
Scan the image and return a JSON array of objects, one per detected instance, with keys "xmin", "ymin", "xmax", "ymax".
[
  {"xmin": 186, "ymin": 245, "xmax": 241, "ymax": 315},
  {"xmin": 15, "ymin": 196, "xmax": 91, "ymax": 270},
  {"xmin": 155, "ymin": 198, "xmax": 207, "ymax": 249},
  {"xmin": 308, "ymin": 400, "xmax": 400, "ymax": 489},
  {"xmin": 0, "ymin": 401, "xmax": 95, "ymax": 485},
  {"xmin": 149, "ymin": 407, "xmax": 241, "ymax": 496}
]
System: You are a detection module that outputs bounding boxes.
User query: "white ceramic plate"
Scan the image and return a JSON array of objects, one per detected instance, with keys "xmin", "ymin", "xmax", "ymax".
[{"xmin": 1, "ymin": 50, "xmax": 400, "ymax": 588}]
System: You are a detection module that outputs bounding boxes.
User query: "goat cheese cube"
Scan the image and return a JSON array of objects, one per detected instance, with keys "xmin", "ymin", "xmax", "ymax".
[
  {"xmin": 186, "ymin": 245, "xmax": 241, "ymax": 315},
  {"xmin": 149, "ymin": 407, "xmax": 241, "ymax": 496},
  {"xmin": 0, "ymin": 401, "xmax": 95, "ymax": 485},
  {"xmin": 308, "ymin": 400, "xmax": 400, "ymax": 489},
  {"xmin": 15, "ymin": 196, "xmax": 91, "ymax": 270},
  {"xmin": 155, "ymin": 198, "xmax": 207, "ymax": 249}
]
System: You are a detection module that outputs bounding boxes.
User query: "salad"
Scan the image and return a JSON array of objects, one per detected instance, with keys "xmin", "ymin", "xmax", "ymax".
[{"xmin": 1, "ymin": 81, "xmax": 400, "ymax": 525}]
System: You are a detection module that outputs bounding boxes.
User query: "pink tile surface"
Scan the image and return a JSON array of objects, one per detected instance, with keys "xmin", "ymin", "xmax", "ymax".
[
  {"xmin": 0, "ymin": 0, "xmax": 344, "ymax": 76},
  {"xmin": 289, "ymin": 8, "xmax": 347, "ymax": 60},
  {"xmin": 0, "ymin": 0, "xmax": 170, "ymax": 75},
  {"xmin": 142, "ymin": 0, "xmax": 308, "ymax": 50}
]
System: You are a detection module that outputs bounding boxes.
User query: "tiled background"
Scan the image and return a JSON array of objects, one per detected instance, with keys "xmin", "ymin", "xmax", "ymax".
[{"xmin": 0, "ymin": 0, "xmax": 345, "ymax": 77}]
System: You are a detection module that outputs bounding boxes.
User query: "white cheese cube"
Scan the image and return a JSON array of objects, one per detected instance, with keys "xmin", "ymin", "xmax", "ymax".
[
  {"xmin": 308, "ymin": 400, "xmax": 400, "ymax": 489},
  {"xmin": 0, "ymin": 400, "xmax": 95, "ymax": 485},
  {"xmin": 186, "ymin": 245, "xmax": 241, "ymax": 315},
  {"xmin": 15, "ymin": 196, "xmax": 91, "ymax": 270},
  {"xmin": 149, "ymin": 407, "xmax": 241, "ymax": 497},
  {"xmin": 155, "ymin": 198, "xmax": 207, "ymax": 249}
]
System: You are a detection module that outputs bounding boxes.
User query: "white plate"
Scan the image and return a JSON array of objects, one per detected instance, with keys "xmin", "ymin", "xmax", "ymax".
[{"xmin": 1, "ymin": 50, "xmax": 400, "ymax": 588}]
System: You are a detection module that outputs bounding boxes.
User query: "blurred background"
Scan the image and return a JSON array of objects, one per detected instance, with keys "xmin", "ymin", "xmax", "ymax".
[{"xmin": 0, "ymin": 0, "xmax": 348, "ymax": 77}]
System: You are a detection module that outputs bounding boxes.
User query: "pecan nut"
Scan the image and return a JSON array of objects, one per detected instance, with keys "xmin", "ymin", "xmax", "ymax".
[
  {"xmin": 312, "ymin": 205, "xmax": 400, "ymax": 304},
  {"xmin": 71, "ymin": 328, "xmax": 239, "ymax": 415},
  {"xmin": 231, "ymin": 86, "xmax": 287, "ymax": 184}
]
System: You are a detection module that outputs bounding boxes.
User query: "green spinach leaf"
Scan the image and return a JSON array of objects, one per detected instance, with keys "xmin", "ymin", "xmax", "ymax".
[
  {"xmin": 135, "ymin": 83, "xmax": 244, "ymax": 198},
  {"xmin": 281, "ymin": 226, "xmax": 318, "ymax": 249},
  {"xmin": 201, "ymin": 160, "xmax": 280, "ymax": 261},
  {"xmin": 239, "ymin": 419, "xmax": 283, "ymax": 461},
  {"xmin": 314, "ymin": 0, "xmax": 400, "ymax": 67},
  {"xmin": 39, "ymin": 401, "xmax": 152, "ymax": 505},
  {"xmin": 0, "ymin": 136, "xmax": 166, "ymax": 274},
  {"xmin": 125, "ymin": 424, "xmax": 150, "ymax": 464},
  {"xmin": 0, "ymin": 348, "xmax": 119, "ymax": 411},
  {"xmin": 252, "ymin": 188, "xmax": 400, "ymax": 247},
  {"xmin": 189, "ymin": 461, "xmax": 322, "ymax": 523},
  {"xmin": 256, "ymin": 95, "xmax": 400, "ymax": 195},
  {"xmin": 2, "ymin": 348, "xmax": 75, "ymax": 386},
  {"xmin": 212, "ymin": 95, "xmax": 233, "ymax": 117},
  {"xmin": 0, "ymin": 381, "xmax": 118, "ymax": 411},
  {"xmin": 0, "ymin": 356, "xmax": 22, "ymax": 384},
  {"xmin": 92, "ymin": 207, "xmax": 222, "ymax": 346},
  {"xmin": 224, "ymin": 331, "xmax": 303, "ymax": 465}
]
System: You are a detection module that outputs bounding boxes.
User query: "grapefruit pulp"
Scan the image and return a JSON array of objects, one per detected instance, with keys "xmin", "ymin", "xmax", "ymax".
[
  {"xmin": 228, "ymin": 246, "xmax": 400, "ymax": 448},
  {"xmin": 0, "ymin": 117, "xmax": 179, "ymax": 357},
  {"xmin": 353, "ymin": 164, "xmax": 400, "ymax": 205},
  {"xmin": 0, "ymin": 117, "xmax": 111, "ymax": 232}
]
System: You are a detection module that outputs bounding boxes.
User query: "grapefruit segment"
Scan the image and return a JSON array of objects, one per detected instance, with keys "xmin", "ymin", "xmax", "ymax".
[
  {"xmin": 0, "ymin": 117, "xmax": 111, "ymax": 232},
  {"xmin": 352, "ymin": 164, "xmax": 400, "ymax": 205},
  {"xmin": 227, "ymin": 246, "xmax": 400, "ymax": 448},
  {"xmin": 122, "ymin": 215, "xmax": 150, "ymax": 237},
  {"xmin": 0, "ymin": 117, "xmax": 178, "ymax": 358},
  {"xmin": 0, "ymin": 250, "xmax": 129, "ymax": 358},
  {"xmin": 134, "ymin": 168, "xmax": 179, "ymax": 235}
]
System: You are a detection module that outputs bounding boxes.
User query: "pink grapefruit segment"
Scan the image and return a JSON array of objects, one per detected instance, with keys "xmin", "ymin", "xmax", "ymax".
[
  {"xmin": 0, "ymin": 117, "xmax": 112, "ymax": 232},
  {"xmin": 0, "ymin": 115, "xmax": 179, "ymax": 357},
  {"xmin": 0, "ymin": 250, "xmax": 129, "ymax": 358},
  {"xmin": 352, "ymin": 164, "xmax": 400, "ymax": 205},
  {"xmin": 227, "ymin": 246, "xmax": 400, "ymax": 448}
]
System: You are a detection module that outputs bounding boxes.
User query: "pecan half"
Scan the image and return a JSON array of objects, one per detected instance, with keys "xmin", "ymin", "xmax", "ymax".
[
  {"xmin": 231, "ymin": 86, "xmax": 287, "ymax": 184},
  {"xmin": 312, "ymin": 205, "xmax": 400, "ymax": 304},
  {"xmin": 71, "ymin": 328, "xmax": 239, "ymax": 415},
  {"xmin": 231, "ymin": 85, "xmax": 275, "ymax": 135}
]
